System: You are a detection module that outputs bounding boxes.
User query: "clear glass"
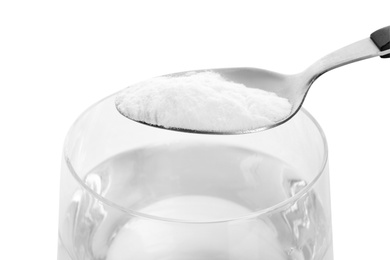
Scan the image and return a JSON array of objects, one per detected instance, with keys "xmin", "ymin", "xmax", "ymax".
[{"xmin": 58, "ymin": 93, "xmax": 333, "ymax": 260}]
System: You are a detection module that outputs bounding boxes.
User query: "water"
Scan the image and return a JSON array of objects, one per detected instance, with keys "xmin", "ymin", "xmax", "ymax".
[{"xmin": 61, "ymin": 143, "xmax": 331, "ymax": 260}]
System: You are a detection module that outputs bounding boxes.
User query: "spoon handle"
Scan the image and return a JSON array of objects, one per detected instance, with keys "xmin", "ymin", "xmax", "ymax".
[
  {"xmin": 303, "ymin": 26, "xmax": 390, "ymax": 85},
  {"xmin": 371, "ymin": 26, "xmax": 390, "ymax": 58}
]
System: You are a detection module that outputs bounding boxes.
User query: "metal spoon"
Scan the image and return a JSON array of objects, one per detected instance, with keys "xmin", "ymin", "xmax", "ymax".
[{"xmin": 117, "ymin": 26, "xmax": 390, "ymax": 135}]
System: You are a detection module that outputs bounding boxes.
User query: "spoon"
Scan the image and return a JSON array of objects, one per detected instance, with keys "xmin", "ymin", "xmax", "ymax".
[{"xmin": 116, "ymin": 26, "xmax": 390, "ymax": 135}]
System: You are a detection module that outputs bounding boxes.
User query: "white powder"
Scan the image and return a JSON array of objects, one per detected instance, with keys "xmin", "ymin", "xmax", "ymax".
[{"xmin": 115, "ymin": 71, "xmax": 292, "ymax": 132}]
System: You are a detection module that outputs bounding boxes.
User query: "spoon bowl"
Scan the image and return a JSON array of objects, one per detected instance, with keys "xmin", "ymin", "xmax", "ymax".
[{"xmin": 116, "ymin": 26, "xmax": 390, "ymax": 135}]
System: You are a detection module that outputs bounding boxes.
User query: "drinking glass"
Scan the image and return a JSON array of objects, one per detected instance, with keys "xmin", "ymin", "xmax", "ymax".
[{"xmin": 58, "ymin": 92, "xmax": 333, "ymax": 260}]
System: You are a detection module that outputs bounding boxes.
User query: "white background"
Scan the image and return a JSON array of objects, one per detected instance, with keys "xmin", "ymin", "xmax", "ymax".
[{"xmin": 1, "ymin": 1, "xmax": 389, "ymax": 259}]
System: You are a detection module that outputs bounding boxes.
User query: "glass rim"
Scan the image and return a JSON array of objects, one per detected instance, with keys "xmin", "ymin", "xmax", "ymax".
[{"xmin": 64, "ymin": 106, "xmax": 329, "ymax": 224}]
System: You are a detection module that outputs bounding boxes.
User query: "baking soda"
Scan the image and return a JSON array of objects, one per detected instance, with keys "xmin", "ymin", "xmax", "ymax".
[{"xmin": 115, "ymin": 71, "xmax": 291, "ymax": 132}]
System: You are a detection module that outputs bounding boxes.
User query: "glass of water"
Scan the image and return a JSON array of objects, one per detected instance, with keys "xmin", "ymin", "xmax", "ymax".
[{"xmin": 58, "ymin": 93, "xmax": 333, "ymax": 260}]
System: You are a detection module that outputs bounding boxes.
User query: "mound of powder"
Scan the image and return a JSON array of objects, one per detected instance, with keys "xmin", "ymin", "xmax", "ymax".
[{"xmin": 115, "ymin": 72, "xmax": 292, "ymax": 132}]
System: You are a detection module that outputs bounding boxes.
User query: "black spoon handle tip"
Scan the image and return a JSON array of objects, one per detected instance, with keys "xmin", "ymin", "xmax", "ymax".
[{"xmin": 370, "ymin": 26, "xmax": 390, "ymax": 58}]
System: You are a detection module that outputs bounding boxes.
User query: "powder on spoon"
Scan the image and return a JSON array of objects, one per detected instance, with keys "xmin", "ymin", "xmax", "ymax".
[{"xmin": 115, "ymin": 71, "xmax": 292, "ymax": 132}]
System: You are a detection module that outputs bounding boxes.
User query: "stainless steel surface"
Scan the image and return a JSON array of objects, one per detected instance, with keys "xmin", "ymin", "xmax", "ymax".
[{"xmin": 117, "ymin": 32, "xmax": 390, "ymax": 135}]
